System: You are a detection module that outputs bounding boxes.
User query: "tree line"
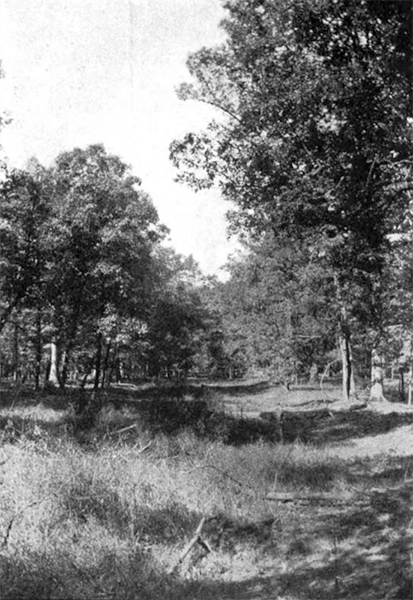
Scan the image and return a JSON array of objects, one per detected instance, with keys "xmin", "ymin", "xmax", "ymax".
[
  {"xmin": 170, "ymin": 0, "xmax": 413, "ymax": 402},
  {"xmin": 1, "ymin": 0, "xmax": 412, "ymax": 404},
  {"xmin": 0, "ymin": 145, "xmax": 219, "ymax": 389}
]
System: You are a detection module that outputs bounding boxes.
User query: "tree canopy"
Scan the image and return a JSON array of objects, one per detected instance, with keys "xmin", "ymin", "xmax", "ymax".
[
  {"xmin": 0, "ymin": 145, "xmax": 215, "ymax": 391},
  {"xmin": 170, "ymin": 0, "xmax": 413, "ymax": 399}
]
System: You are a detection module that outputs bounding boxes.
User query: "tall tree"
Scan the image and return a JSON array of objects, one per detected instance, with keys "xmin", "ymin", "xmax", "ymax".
[
  {"xmin": 171, "ymin": 0, "xmax": 412, "ymax": 400},
  {"xmin": 43, "ymin": 144, "xmax": 166, "ymax": 387},
  {"xmin": 145, "ymin": 249, "xmax": 211, "ymax": 379}
]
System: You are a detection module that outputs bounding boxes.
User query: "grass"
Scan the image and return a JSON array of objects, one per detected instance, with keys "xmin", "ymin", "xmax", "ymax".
[{"xmin": 0, "ymin": 382, "xmax": 412, "ymax": 599}]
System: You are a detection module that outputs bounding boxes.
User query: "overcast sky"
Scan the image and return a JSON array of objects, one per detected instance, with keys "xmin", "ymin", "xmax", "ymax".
[{"xmin": 0, "ymin": 0, "xmax": 237, "ymax": 276}]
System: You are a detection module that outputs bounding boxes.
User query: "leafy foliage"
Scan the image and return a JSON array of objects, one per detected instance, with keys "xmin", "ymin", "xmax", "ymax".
[
  {"xmin": 171, "ymin": 0, "xmax": 413, "ymax": 392},
  {"xmin": 0, "ymin": 146, "xmax": 215, "ymax": 390}
]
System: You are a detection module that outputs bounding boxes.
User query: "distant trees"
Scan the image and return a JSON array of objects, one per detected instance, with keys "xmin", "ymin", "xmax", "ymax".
[
  {"xmin": 1, "ymin": 1, "xmax": 412, "ymax": 403},
  {"xmin": 206, "ymin": 232, "xmax": 336, "ymax": 384},
  {"xmin": 145, "ymin": 250, "xmax": 210, "ymax": 379},
  {"xmin": 0, "ymin": 145, "xmax": 215, "ymax": 391},
  {"xmin": 171, "ymin": 0, "xmax": 412, "ymax": 399}
]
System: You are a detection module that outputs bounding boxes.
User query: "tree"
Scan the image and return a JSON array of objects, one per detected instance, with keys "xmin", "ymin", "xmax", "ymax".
[
  {"xmin": 171, "ymin": 0, "xmax": 412, "ymax": 400},
  {"xmin": 0, "ymin": 167, "xmax": 51, "ymax": 333},
  {"xmin": 375, "ymin": 202, "xmax": 413, "ymax": 403},
  {"xmin": 0, "ymin": 144, "xmax": 220, "ymax": 393},
  {"xmin": 43, "ymin": 144, "xmax": 166, "ymax": 388},
  {"xmin": 209, "ymin": 231, "xmax": 336, "ymax": 383},
  {"xmin": 145, "ymin": 249, "xmax": 211, "ymax": 380}
]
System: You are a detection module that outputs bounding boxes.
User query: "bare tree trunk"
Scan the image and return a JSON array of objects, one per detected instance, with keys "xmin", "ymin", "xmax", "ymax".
[
  {"xmin": 309, "ymin": 363, "xmax": 318, "ymax": 384},
  {"xmin": 107, "ymin": 343, "xmax": 118, "ymax": 385},
  {"xmin": 48, "ymin": 340, "xmax": 59, "ymax": 386},
  {"xmin": 399, "ymin": 367, "xmax": 405, "ymax": 402},
  {"xmin": 349, "ymin": 342, "xmax": 356, "ymax": 398},
  {"xmin": 34, "ymin": 311, "xmax": 42, "ymax": 390},
  {"xmin": 60, "ymin": 347, "xmax": 72, "ymax": 387},
  {"xmin": 12, "ymin": 319, "xmax": 20, "ymax": 383},
  {"xmin": 335, "ymin": 274, "xmax": 356, "ymax": 401},
  {"xmin": 80, "ymin": 358, "xmax": 94, "ymax": 389},
  {"xmin": 101, "ymin": 341, "xmax": 112, "ymax": 388},
  {"xmin": 93, "ymin": 333, "xmax": 103, "ymax": 391},
  {"xmin": 60, "ymin": 295, "xmax": 83, "ymax": 386},
  {"xmin": 339, "ymin": 334, "xmax": 356, "ymax": 401},
  {"xmin": 370, "ymin": 347, "xmax": 387, "ymax": 402},
  {"xmin": 407, "ymin": 363, "xmax": 412, "ymax": 406}
]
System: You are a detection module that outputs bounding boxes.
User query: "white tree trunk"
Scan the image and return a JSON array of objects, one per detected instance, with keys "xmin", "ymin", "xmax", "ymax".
[
  {"xmin": 48, "ymin": 341, "xmax": 59, "ymax": 386},
  {"xmin": 370, "ymin": 347, "xmax": 386, "ymax": 402}
]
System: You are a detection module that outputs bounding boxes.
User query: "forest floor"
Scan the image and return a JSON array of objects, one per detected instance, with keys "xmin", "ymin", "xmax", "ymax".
[{"xmin": 0, "ymin": 380, "xmax": 412, "ymax": 599}]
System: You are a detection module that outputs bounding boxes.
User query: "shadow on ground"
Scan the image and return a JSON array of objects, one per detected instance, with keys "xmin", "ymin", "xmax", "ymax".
[
  {"xmin": 278, "ymin": 408, "xmax": 413, "ymax": 445},
  {"xmin": 0, "ymin": 550, "xmax": 277, "ymax": 600},
  {"xmin": 1, "ymin": 384, "xmax": 413, "ymax": 448},
  {"xmin": 276, "ymin": 478, "xmax": 413, "ymax": 599}
]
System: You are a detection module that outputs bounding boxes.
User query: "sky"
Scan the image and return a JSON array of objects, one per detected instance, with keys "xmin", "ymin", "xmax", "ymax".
[{"xmin": 0, "ymin": 0, "xmax": 238, "ymax": 277}]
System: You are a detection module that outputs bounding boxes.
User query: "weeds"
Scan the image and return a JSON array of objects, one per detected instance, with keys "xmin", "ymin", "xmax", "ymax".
[{"xmin": 0, "ymin": 385, "xmax": 412, "ymax": 599}]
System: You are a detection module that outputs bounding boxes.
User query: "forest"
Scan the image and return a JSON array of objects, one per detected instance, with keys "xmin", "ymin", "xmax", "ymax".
[
  {"xmin": 0, "ymin": 1, "xmax": 412, "ymax": 599},
  {"xmin": 1, "ymin": 0, "xmax": 412, "ymax": 406}
]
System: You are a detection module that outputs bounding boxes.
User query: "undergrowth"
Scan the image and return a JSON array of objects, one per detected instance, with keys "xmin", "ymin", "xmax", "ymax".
[{"xmin": 0, "ymin": 388, "xmax": 412, "ymax": 599}]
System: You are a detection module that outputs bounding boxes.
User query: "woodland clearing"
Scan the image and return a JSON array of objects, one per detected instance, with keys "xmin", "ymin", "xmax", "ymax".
[{"xmin": 0, "ymin": 381, "xmax": 412, "ymax": 600}]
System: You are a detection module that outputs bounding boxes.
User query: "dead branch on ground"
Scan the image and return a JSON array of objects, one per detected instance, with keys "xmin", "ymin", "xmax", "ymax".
[{"xmin": 168, "ymin": 517, "xmax": 212, "ymax": 575}]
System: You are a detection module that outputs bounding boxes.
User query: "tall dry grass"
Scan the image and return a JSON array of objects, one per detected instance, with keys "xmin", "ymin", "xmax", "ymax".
[{"xmin": 0, "ymin": 392, "xmax": 411, "ymax": 599}]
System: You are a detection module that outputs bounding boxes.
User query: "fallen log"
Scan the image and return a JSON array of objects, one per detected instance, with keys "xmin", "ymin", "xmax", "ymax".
[
  {"xmin": 266, "ymin": 492, "xmax": 368, "ymax": 505},
  {"xmin": 168, "ymin": 516, "xmax": 211, "ymax": 574}
]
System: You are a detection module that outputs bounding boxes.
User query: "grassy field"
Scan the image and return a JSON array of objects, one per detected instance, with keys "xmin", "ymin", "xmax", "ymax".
[{"xmin": 0, "ymin": 382, "xmax": 412, "ymax": 599}]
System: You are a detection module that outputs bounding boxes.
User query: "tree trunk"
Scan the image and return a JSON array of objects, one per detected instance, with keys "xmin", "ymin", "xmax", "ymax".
[
  {"xmin": 60, "ymin": 347, "xmax": 72, "ymax": 387},
  {"xmin": 80, "ymin": 358, "xmax": 94, "ymax": 389},
  {"xmin": 335, "ymin": 274, "xmax": 356, "ymax": 401},
  {"xmin": 93, "ymin": 333, "xmax": 103, "ymax": 391},
  {"xmin": 60, "ymin": 295, "xmax": 84, "ymax": 386},
  {"xmin": 399, "ymin": 367, "xmax": 405, "ymax": 402},
  {"xmin": 309, "ymin": 363, "xmax": 318, "ymax": 384},
  {"xmin": 101, "ymin": 341, "xmax": 112, "ymax": 388},
  {"xmin": 48, "ymin": 340, "xmax": 60, "ymax": 386},
  {"xmin": 13, "ymin": 319, "xmax": 20, "ymax": 383},
  {"xmin": 339, "ymin": 334, "xmax": 356, "ymax": 401},
  {"xmin": 107, "ymin": 343, "xmax": 118, "ymax": 385},
  {"xmin": 370, "ymin": 347, "xmax": 387, "ymax": 402},
  {"xmin": 34, "ymin": 311, "xmax": 42, "ymax": 390},
  {"xmin": 407, "ymin": 363, "xmax": 412, "ymax": 406}
]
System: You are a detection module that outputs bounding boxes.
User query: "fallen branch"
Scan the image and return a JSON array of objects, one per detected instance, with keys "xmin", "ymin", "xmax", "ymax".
[
  {"xmin": 168, "ymin": 517, "xmax": 211, "ymax": 574},
  {"xmin": 137, "ymin": 441, "xmax": 153, "ymax": 454},
  {"xmin": 114, "ymin": 423, "xmax": 139, "ymax": 435},
  {"xmin": 266, "ymin": 492, "xmax": 369, "ymax": 505}
]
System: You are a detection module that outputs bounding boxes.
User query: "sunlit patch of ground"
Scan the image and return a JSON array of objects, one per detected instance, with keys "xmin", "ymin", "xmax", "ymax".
[
  {"xmin": 333, "ymin": 424, "xmax": 413, "ymax": 459},
  {"xmin": 0, "ymin": 405, "xmax": 66, "ymax": 423}
]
